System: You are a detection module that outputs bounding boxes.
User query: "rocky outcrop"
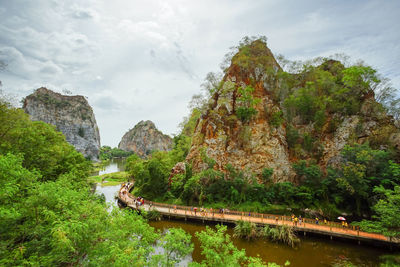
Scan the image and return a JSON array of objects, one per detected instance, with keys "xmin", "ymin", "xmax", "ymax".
[
  {"xmin": 185, "ymin": 40, "xmax": 400, "ymax": 182},
  {"xmin": 23, "ymin": 87, "xmax": 101, "ymax": 160},
  {"xmin": 186, "ymin": 40, "xmax": 295, "ymax": 182},
  {"xmin": 118, "ymin": 120, "xmax": 173, "ymax": 157}
]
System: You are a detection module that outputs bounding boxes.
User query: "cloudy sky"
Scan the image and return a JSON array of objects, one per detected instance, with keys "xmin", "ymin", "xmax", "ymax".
[{"xmin": 1, "ymin": 0, "xmax": 399, "ymax": 146}]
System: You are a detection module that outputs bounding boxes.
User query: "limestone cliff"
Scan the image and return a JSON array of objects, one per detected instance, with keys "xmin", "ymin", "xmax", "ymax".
[
  {"xmin": 186, "ymin": 40, "xmax": 295, "ymax": 182},
  {"xmin": 186, "ymin": 39, "xmax": 400, "ymax": 182},
  {"xmin": 118, "ymin": 120, "xmax": 173, "ymax": 157},
  {"xmin": 23, "ymin": 87, "xmax": 101, "ymax": 160}
]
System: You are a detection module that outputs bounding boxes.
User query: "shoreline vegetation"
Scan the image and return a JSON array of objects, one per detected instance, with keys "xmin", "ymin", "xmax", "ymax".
[{"xmin": 88, "ymin": 171, "xmax": 131, "ymax": 186}]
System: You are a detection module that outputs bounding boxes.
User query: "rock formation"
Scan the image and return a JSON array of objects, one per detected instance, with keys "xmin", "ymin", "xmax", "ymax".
[
  {"xmin": 186, "ymin": 40, "xmax": 295, "ymax": 182},
  {"xmin": 118, "ymin": 120, "xmax": 173, "ymax": 157},
  {"xmin": 23, "ymin": 87, "xmax": 101, "ymax": 160},
  {"xmin": 186, "ymin": 39, "xmax": 400, "ymax": 182}
]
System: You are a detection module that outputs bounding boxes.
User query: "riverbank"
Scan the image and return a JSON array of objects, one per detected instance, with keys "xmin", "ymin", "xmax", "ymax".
[{"xmin": 89, "ymin": 171, "xmax": 130, "ymax": 186}]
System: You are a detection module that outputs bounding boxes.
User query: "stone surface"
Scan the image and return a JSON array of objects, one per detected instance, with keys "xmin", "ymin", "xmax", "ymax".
[
  {"xmin": 23, "ymin": 87, "xmax": 101, "ymax": 160},
  {"xmin": 186, "ymin": 41, "xmax": 295, "ymax": 182},
  {"xmin": 118, "ymin": 120, "xmax": 173, "ymax": 157},
  {"xmin": 185, "ymin": 40, "xmax": 400, "ymax": 182}
]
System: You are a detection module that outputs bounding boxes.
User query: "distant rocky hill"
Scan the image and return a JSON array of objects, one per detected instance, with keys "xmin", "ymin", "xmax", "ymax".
[
  {"xmin": 118, "ymin": 120, "xmax": 173, "ymax": 157},
  {"xmin": 186, "ymin": 39, "xmax": 400, "ymax": 182},
  {"xmin": 23, "ymin": 87, "xmax": 101, "ymax": 160}
]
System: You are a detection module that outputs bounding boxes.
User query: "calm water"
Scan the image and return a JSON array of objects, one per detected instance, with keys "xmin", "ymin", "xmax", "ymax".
[
  {"xmin": 94, "ymin": 159, "xmax": 394, "ymax": 266},
  {"xmin": 149, "ymin": 219, "xmax": 389, "ymax": 266},
  {"xmin": 92, "ymin": 158, "xmax": 127, "ymax": 176},
  {"xmin": 93, "ymin": 158, "xmax": 127, "ymax": 205}
]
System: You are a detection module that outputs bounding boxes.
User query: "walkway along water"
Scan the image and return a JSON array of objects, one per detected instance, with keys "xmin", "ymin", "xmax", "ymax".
[{"xmin": 118, "ymin": 184, "xmax": 399, "ymax": 247}]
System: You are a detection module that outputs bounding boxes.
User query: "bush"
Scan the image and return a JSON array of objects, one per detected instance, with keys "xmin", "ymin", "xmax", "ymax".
[
  {"xmin": 78, "ymin": 127, "xmax": 85, "ymax": 137},
  {"xmin": 270, "ymin": 110, "xmax": 284, "ymax": 128},
  {"xmin": 261, "ymin": 168, "xmax": 273, "ymax": 183},
  {"xmin": 235, "ymin": 86, "xmax": 260, "ymax": 122},
  {"xmin": 261, "ymin": 225, "xmax": 299, "ymax": 247}
]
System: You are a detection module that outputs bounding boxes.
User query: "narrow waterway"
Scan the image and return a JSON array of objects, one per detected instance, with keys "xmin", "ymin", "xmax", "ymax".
[
  {"xmin": 94, "ymin": 158, "xmax": 126, "ymax": 205},
  {"xmin": 95, "ymin": 159, "xmax": 394, "ymax": 266}
]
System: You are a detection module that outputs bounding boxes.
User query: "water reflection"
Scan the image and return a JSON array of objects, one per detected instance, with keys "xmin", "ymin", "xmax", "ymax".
[
  {"xmin": 149, "ymin": 219, "xmax": 388, "ymax": 267},
  {"xmin": 95, "ymin": 184, "xmax": 120, "ymax": 205},
  {"xmin": 93, "ymin": 158, "xmax": 127, "ymax": 176}
]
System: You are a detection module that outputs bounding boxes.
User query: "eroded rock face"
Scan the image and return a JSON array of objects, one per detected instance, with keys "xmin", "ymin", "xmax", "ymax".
[
  {"xmin": 118, "ymin": 120, "xmax": 173, "ymax": 157},
  {"xmin": 23, "ymin": 87, "xmax": 101, "ymax": 160},
  {"xmin": 185, "ymin": 40, "xmax": 400, "ymax": 182},
  {"xmin": 186, "ymin": 41, "xmax": 295, "ymax": 182}
]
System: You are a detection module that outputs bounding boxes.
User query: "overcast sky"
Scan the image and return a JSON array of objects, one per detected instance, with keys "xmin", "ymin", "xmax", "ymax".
[{"xmin": 1, "ymin": 0, "xmax": 399, "ymax": 147}]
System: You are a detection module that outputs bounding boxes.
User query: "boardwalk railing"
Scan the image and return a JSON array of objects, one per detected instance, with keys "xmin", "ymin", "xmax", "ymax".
[{"xmin": 118, "ymin": 185, "xmax": 399, "ymax": 245}]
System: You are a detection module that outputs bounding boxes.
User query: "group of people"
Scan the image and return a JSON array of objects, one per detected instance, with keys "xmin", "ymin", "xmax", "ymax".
[
  {"xmin": 135, "ymin": 197, "xmax": 145, "ymax": 208},
  {"xmin": 188, "ymin": 207, "xmax": 227, "ymax": 217},
  {"xmin": 290, "ymin": 214, "xmax": 303, "ymax": 226},
  {"xmin": 288, "ymin": 214, "xmax": 350, "ymax": 229}
]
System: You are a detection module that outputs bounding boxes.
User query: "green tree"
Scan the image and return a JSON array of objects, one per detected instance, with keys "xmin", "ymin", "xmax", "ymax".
[
  {"xmin": 191, "ymin": 225, "xmax": 276, "ymax": 267},
  {"xmin": 236, "ymin": 85, "xmax": 261, "ymax": 122},
  {"xmin": 356, "ymin": 186, "xmax": 400, "ymax": 239},
  {"xmin": 154, "ymin": 228, "xmax": 193, "ymax": 266},
  {"xmin": 342, "ymin": 65, "xmax": 380, "ymax": 95}
]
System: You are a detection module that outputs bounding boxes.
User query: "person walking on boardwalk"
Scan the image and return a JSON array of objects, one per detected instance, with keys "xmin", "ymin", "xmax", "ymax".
[
  {"xmin": 299, "ymin": 215, "xmax": 302, "ymax": 226},
  {"xmin": 294, "ymin": 216, "xmax": 298, "ymax": 226},
  {"xmin": 194, "ymin": 207, "xmax": 197, "ymax": 215},
  {"xmin": 174, "ymin": 205, "xmax": 177, "ymax": 213},
  {"xmin": 275, "ymin": 216, "xmax": 279, "ymax": 224},
  {"xmin": 315, "ymin": 217, "xmax": 319, "ymax": 225}
]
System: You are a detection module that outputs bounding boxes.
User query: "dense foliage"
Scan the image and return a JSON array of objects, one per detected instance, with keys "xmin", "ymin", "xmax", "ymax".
[
  {"xmin": 0, "ymin": 98, "xmax": 279, "ymax": 266},
  {"xmin": 99, "ymin": 145, "xmax": 133, "ymax": 160},
  {"xmin": 191, "ymin": 225, "xmax": 282, "ymax": 267}
]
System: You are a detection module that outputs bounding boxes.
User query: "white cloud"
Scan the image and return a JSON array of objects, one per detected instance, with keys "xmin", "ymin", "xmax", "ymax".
[{"xmin": 0, "ymin": 0, "xmax": 399, "ymax": 146}]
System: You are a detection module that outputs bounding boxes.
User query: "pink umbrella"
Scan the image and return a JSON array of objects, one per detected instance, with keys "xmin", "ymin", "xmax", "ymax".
[{"xmin": 337, "ymin": 216, "xmax": 346, "ymax": 221}]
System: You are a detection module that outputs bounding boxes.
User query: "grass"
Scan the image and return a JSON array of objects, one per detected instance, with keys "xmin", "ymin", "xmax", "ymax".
[
  {"xmin": 88, "ymin": 171, "xmax": 131, "ymax": 187},
  {"xmin": 233, "ymin": 220, "xmax": 300, "ymax": 247},
  {"xmin": 261, "ymin": 225, "xmax": 300, "ymax": 247},
  {"xmin": 91, "ymin": 159, "xmax": 110, "ymax": 172}
]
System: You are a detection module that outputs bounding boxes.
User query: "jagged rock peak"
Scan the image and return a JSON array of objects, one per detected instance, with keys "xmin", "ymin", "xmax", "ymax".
[
  {"xmin": 118, "ymin": 120, "xmax": 173, "ymax": 158},
  {"xmin": 185, "ymin": 38, "xmax": 400, "ymax": 183},
  {"xmin": 186, "ymin": 39, "xmax": 294, "ymax": 182},
  {"xmin": 23, "ymin": 87, "xmax": 101, "ymax": 160}
]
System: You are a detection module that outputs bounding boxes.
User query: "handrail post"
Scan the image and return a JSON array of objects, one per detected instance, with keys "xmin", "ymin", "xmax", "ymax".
[{"xmin": 261, "ymin": 214, "xmax": 263, "ymax": 223}]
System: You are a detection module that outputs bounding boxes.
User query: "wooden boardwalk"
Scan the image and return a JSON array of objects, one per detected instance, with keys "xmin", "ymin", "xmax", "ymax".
[{"xmin": 118, "ymin": 184, "xmax": 399, "ymax": 246}]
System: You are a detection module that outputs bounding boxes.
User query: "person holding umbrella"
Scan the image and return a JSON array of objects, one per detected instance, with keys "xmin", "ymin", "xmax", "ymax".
[{"xmin": 338, "ymin": 216, "xmax": 346, "ymax": 228}]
